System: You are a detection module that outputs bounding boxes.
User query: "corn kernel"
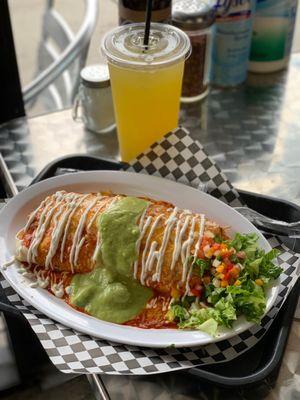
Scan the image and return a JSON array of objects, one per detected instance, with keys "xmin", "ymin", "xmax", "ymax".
[
  {"xmin": 171, "ymin": 288, "xmax": 179, "ymax": 299},
  {"xmin": 234, "ymin": 280, "xmax": 241, "ymax": 286},
  {"xmin": 221, "ymin": 249, "xmax": 227, "ymax": 254},
  {"xmin": 220, "ymin": 243, "xmax": 227, "ymax": 250},
  {"xmin": 221, "ymin": 280, "xmax": 228, "ymax": 287},
  {"xmin": 216, "ymin": 264, "xmax": 225, "ymax": 273},
  {"xmin": 255, "ymin": 279, "xmax": 264, "ymax": 286},
  {"xmin": 205, "ymin": 249, "xmax": 214, "ymax": 259}
]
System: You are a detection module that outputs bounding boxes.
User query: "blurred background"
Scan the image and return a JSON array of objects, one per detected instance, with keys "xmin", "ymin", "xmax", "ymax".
[{"xmin": 9, "ymin": 0, "xmax": 300, "ymax": 117}]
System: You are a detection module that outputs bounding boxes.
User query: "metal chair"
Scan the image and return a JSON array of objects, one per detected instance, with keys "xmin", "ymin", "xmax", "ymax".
[{"xmin": 23, "ymin": 0, "xmax": 99, "ymax": 113}]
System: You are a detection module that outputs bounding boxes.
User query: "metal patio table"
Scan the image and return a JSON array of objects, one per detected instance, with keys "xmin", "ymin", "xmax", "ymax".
[{"xmin": 0, "ymin": 54, "xmax": 300, "ymax": 400}]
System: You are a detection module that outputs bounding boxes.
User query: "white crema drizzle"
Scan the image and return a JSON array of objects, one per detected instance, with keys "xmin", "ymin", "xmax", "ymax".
[
  {"xmin": 181, "ymin": 216, "xmax": 197, "ymax": 284},
  {"xmin": 24, "ymin": 197, "xmax": 49, "ymax": 232},
  {"xmin": 183, "ymin": 214, "xmax": 206, "ymax": 298},
  {"xmin": 60, "ymin": 194, "xmax": 90, "ymax": 264},
  {"xmin": 69, "ymin": 197, "xmax": 100, "ymax": 270},
  {"xmin": 170, "ymin": 215, "xmax": 191, "ymax": 272},
  {"xmin": 140, "ymin": 214, "xmax": 163, "ymax": 285},
  {"xmin": 133, "ymin": 205, "xmax": 151, "ymax": 279},
  {"xmin": 135, "ymin": 204, "xmax": 206, "ymax": 301},
  {"xmin": 45, "ymin": 193, "xmax": 78, "ymax": 269},
  {"xmin": 152, "ymin": 207, "xmax": 179, "ymax": 282},
  {"xmin": 1, "ymin": 257, "xmax": 16, "ymax": 270},
  {"xmin": 27, "ymin": 192, "xmax": 65, "ymax": 265},
  {"xmin": 192, "ymin": 214, "xmax": 206, "ymax": 264}
]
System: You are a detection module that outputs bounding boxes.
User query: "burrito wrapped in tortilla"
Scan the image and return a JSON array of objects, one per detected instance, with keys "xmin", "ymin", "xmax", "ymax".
[{"xmin": 15, "ymin": 190, "xmax": 228, "ymax": 328}]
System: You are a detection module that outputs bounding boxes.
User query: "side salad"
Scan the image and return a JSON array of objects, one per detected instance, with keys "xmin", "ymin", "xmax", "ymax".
[{"xmin": 167, "ymin": 233, "xmax": 282, "ymax": 336}]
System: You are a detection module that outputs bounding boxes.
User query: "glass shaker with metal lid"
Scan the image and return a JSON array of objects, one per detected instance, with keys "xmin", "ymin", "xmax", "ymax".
[
  {"xmin": 72, "ymin": 64, "xmax": 115, "ymax": 134},
  {"xmin": 172, "ymin": 0, "xmax": 216, "ymax": 102}
]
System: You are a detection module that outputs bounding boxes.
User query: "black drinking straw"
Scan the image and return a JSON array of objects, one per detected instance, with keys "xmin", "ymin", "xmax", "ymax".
[{"xmin": 143, "ymin": 0, "xmax": 153, "ymax": 49}]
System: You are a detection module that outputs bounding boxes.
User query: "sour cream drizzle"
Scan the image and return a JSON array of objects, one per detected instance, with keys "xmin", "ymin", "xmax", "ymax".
[
  {"xmin": 2, "ymin": 257, "xmax": 15, "ymax": 270},
  {"xmin": 69, "ymin": 197, "xmax": 100, "ymax": 271},
  {"xmin": 27, "ymin": 192, "xmax": 65, "ymax": 265},
  {"xmin": 24, "ymin": 198, "xmax": 49, "ymax": 232},
  {"xmin": 86, "ymin": 197, "xmax": 103, "ymax": 231},
  {"xmin": 92, "ymin": 231, "xmax": 101, "ymax": 261},
  {"xmin": 136, "ymin": 205, "xmax": 207, "ymax": 292},
  {"xmin": 45, "ymin": 193, "xmax": 78, "ymax": 269},
  {"xmin": 60, "ymin": 194, "xmax": 89, "ymax": 263},
  {"xmin": 140, "ymin": 214, "xmax": 163, "ymax": 284},
  {"xmin": 146, "ymin": 296, "xmax": 171, "ymax": 311},
  {"xmin": 171, "ymin": 215, "xmax": 191, "ymax": 273},
  {"xmin": 22, "ymin": 191, "xmax": 208, "ymax": 301},
  {"xmin": 133, "ymin": 207, "xmax": 152, "ymax": 279},
  {"xmin": 192, "ymin": 214, "xmax": 206, "ymax": 264},
  {"xmin": 183, "ymin": 214, "xmax": 206, "ymax": 298},
  {"xmin": 152, "ymin": 207, "xmax": 179, "ymax": 282}
]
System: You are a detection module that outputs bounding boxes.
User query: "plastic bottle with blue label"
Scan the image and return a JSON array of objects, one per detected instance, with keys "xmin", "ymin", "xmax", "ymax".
[
  {"xmin": 249, "ymin": 0, "xmax": 298, "ymax": 73},
  {"xmin": 211, "ymin": 0, "xmax": 256, "ymax": 87}
]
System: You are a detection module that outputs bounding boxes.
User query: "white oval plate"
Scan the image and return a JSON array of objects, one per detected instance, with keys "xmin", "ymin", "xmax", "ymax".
[{"xmin": 0, "ymin": 171, "xmax": 279, "ymax": 348}]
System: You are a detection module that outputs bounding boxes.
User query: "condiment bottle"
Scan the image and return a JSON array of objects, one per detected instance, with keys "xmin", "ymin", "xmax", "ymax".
[
  {"xmin": 172, "ymin": 0, "xmax": 216, "ymax": 102},
  {"xmin": 72, "ymin": 64, "xmax": 115, "ymax": 134},
  {"xmin": 211, "ymin": 0, "xmax": 256, "ymax": 86},
  {"xmin": 249, "ymin": 0, "xmax": 298, "ymax": 73},
  {"xmin": 118, "ymin": 0, "xmax": 172, "ymax": 25}
]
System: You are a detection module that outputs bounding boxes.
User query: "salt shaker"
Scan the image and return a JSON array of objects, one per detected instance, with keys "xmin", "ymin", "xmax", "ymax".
[
  {"xmin": 73, "ymin": 64, "xmax": 115, "ymax": 133},
  {"xmin": 172, "ymin": 0, "xmax": 216, "ymax": 102}
]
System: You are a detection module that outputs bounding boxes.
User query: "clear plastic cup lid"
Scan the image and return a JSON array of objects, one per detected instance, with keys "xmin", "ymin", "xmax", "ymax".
[{"xmin": 101, "ymin": 23, "xmax": 191, "ymax": 68}]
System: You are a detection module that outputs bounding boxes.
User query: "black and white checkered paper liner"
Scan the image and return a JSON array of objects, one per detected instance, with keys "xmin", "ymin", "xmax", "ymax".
[{"xmin": 0, "ymin": 127, "xmax": 299, "ymax": 375}]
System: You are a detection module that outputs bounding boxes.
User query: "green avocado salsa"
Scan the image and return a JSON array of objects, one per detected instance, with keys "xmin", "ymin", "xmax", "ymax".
[{"xmin": 69, "ymin": 196, "xmax": 153, "ymax": 324}]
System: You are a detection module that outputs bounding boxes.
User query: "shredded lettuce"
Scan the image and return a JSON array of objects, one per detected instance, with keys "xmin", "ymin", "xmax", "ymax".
[
  {"xmin": 226, "ymin": 284, "xmax": 266, "ymax": 323},
  {"xmin": 213, "ymin": 297, "xmax": 237, "ymax": 327},
  {"xmin": 168, "ymin": 298, "xmax": 236, "ymax": 336},
  {"xmin": 229, "ymin": 232, "xmax": 258, "ymax": 252},
  {"xmin": 230, "ymin": 233, "xmax": 282, "ymax": 280},
  {"xmin": 167, "ymin": 233, "xmax": 282, "ymax": 336},
  {"xmin": 259, "ymin": 249, "xmax": 282, "ymax": 278},
  {"xmin": 167, "ymin": 304, "xmax": 189, "ymax": 324}
]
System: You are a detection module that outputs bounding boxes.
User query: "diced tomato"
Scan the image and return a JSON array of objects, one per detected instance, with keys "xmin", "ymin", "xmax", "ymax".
[
  {"xmin": 221, "ymin": 250, "xmax": 232, "ymax": 259},
  {"xmin": 230, "ymin": 266, "xmax": 240, "ymax": 279},
  {"xmin": 202, "ymin": 237, "xmax": 214, "ymax": 248},
  {"xmin": 227, "ymin": 263, "xmax": 234, "ymax": 271},
  {"xmin": 223, "ymin": 273, "xmax": 229, "ymax": 281},
  {"xmin": 190, "ymin": 284, "xmax": 202, "ymax": 297},
  {"xmin": 212, "ymin": 243, "xmax": 221, "ymax": 251}
]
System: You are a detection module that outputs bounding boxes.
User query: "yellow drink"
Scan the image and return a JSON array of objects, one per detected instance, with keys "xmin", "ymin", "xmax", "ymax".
[
  {"xmin": 102, "ymin": 23, "xmax": 190, "ymax": 162},
  {"xmin": 108, "ymin": 61, "xmax": 184, "ymax": 162}
]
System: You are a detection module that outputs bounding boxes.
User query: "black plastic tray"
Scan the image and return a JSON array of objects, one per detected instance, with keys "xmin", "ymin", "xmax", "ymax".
[{"xmin": 1, "ymin": 154, "xmax": 299, "ymax": 388}]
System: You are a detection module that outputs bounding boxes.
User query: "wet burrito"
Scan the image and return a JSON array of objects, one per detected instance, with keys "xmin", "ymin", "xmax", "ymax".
[{"xmin": 15, "ymin": 190, "xmax": 281, "ymax": 334}]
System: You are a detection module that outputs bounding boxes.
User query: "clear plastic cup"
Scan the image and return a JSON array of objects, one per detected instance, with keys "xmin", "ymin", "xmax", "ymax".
[{"xmin": 102, "ymin": 23, "xmax": 191, "ymax": 162}]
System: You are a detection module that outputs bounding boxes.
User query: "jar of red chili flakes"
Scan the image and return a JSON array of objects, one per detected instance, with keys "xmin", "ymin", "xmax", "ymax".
[{"xmin": 172, "ymin": 0, "xmax": 216, "ymax": 102}]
